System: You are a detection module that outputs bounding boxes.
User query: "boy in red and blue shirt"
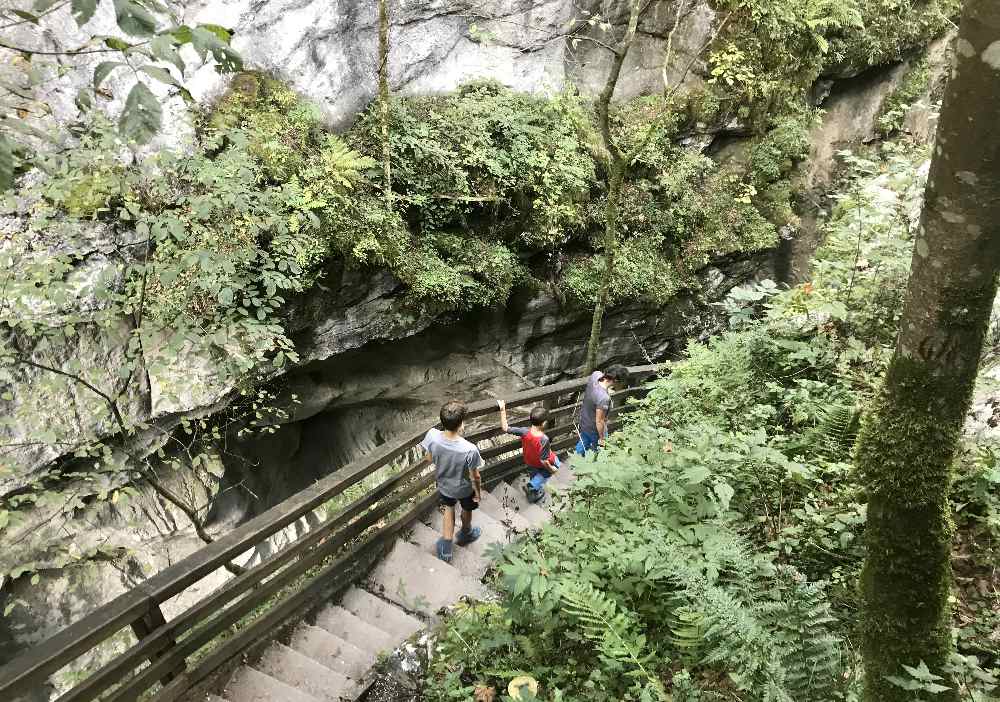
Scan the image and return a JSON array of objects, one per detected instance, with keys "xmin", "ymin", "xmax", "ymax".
[{"xmin": 497, "ymin": 399, "xmax": 561, "ymax": 504}]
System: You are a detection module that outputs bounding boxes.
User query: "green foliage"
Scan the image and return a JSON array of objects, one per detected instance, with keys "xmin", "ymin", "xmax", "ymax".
[
  {"xmin": 1, "ymin": 0, "xmax": 242, "ymax": 184},
  {"xmin": 426, "ymin": 140, "xmax": 994, "ymax": 702},
  {"xmin": 833, "ymin": 0, "xmax": 959, "ymax": 73},
  {"xmin": 710, "ymin": 0, "xmax": 952, "ymax": 126},
  {"xmin": 710, "ymin": 0, "xmax": 864, "ymax": 123},
  {"xmin": 350, "ymin": 82, "xmax": 594, "ymax": 250},
  {"xmin": 563, "ymin": 146, "xmax": 779, "ymax": 307},
  {"xmin": 876, "ymin": 59, "xmax": 932, "ymax": 137},
  {"xmin": 559, "ymin": 581, "xmax": 668, "ymax": 701},
  {"xmin": 208, "ymin": 74, "xmax": 326, "ymax": 182}
]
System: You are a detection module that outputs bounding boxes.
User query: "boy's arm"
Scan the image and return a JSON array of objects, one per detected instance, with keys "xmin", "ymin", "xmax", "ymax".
[
  {"xmin": 420, "ymin": 429, "xmax": 435, "ymax": 462},
  {"xmin": 471, "ymin": 467, "xmax": 482, "ymax": 502},
  {"xmin": 595, "ymin": 407, "xmax": 608, "ymax": 444},
  {"xmin": 497, "ymin": 399, "xmax": 509, "ymax": 432},
  {"xmin": 469, "ymin": 449, "xmax": 484, "ymax": 502},
  {"xmin": 541, "ymin": 448, "xmax": 559, "ymax": 473}
]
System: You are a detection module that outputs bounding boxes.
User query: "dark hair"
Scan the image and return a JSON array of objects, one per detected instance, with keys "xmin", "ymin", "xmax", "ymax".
[
  {"xmin": 529, "ymin": 406, "xmax": 549, "ymax": 427},
  {"xmin": 603, "ymin": 364, "xmax": 630, "ymax": 385},
  {"xmin": 439, "ymin": 400, "xmax": 468, "ymax": 431}
]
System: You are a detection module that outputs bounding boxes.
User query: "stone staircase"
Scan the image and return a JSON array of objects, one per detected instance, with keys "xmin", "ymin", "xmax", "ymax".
[{"xmin": 203, "ymin": 460, "xmax": 580, "ymax": 702}]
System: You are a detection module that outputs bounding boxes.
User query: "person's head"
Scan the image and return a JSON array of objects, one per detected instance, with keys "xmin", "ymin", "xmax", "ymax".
[
  {"xmin": 601, "ymin": 364, "xmax": 630, "ymax": 389},
  {"xmin": 529, "ymin": 405, "xmax": 549, "ymax": 429},
  {"xmin": 440, "ymin": 400, "xmax": 468, "ymax": 433}
]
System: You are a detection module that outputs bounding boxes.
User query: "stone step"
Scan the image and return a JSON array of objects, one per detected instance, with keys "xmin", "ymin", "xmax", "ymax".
[
  {"xmin": 510, "ymin": 473, "xmax": 556, "ymax": 510},
  {"xmin": 256, "ymin": 643, "xmax": 357, "ymax": 702},
  {"xmin": 407, "ymin": 520, "xmax": 489, "ymax": 579},
  {"xmin": 224, "ymin": 666, "xmax": 322, "ymax": 702},
  {"xmin": 288, "ymin": 624, "xmax": 372, "ymax": 681},
  {"xmin": 315, "ymin": 605, "xmax": 397, "ymax": 657},
  {"xmin": 491, "ymin": 481, "xmax": 550, "ymax": 527},
  {"xmin": 367, "ymin": 538, "xmax": 486, "ymax": 617},
  {"xmin": 477, "ymin": 488, "xmax": 532, "ymax": 532},
  {"xmin": 426, "ymin": 504, "xmax": 511, "ymax": 559},
  {"xmin": 339, "ymin": 587, "xmax": 423, "ymax": 641},
  {"xmin": 550, "ymin": 461, "xmax": 577, "ymax": 487}
]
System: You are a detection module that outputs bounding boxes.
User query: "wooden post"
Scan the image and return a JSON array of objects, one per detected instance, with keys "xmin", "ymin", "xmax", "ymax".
[{"xmin": 130, "ymin": 605, "xmax": 184, "ymax": 685}]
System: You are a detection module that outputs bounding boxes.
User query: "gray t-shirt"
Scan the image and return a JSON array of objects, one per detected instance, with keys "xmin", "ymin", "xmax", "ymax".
[
  {"xmin": 421, "ymin": 428, "xmax": 483, "ymax": 499},
  {"xmin": 579, "ymin": 370, "xmax": 611, "ymax": 436}
]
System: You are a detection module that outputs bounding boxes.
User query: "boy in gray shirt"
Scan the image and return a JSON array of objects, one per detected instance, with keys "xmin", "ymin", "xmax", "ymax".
[{"xmin": 421, "ymin": 400, "xmax": 483, "ymax": 563}]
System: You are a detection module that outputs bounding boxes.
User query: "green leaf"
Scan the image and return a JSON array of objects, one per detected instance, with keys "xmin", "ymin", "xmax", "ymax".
[
  {"xmin": 118, "ymin": 81, "xmax": 162, "ymax": 144},
  {"xmin": 199, "ymin": 23, "xmax": 232, "ymax": 42},
  {"xmin": 217, "ymin": 287, "xmax": 234, "ymax": 305},
  {"xmin": 713, "ymin": 482, "xmax": 735, "ymax": 511},
  {"xmin": 11, "ymin": 10, "xmax": 40, "ymax": 23},
  {"xmin": 75, "ymin": 87, "xmax": 94, "ymax": 111},
  {"xmin": 113, "ymin": 0, "xmax": 157, "ymax": 37},
  {"xmin": 138, "ymin": 64, "xmax": 180, "ymax": 87},
  {"xmin": 104, "ymin": 36, "xmax": 131, "ymax": 51},
  {"xmin": 93, "ymin": 61, "xmax": 125, "ymax": 90},
  {"xmin": 0, "ymin": 135, "xmax": 14, "ymax": 192},
  {"xmin": 170, "ymin": 24, "xmax": 193, "ymax": 44},
  {"xmin": 191, "ymin": 26, "xmax": 242, "ymax": 73},
  {"xmin": 150, "ymin": 34, "xmax": 185, "ymax": 74},
  {"xmin": 71, "ymin": 0, "xmax": 98, "ymax": 26}
]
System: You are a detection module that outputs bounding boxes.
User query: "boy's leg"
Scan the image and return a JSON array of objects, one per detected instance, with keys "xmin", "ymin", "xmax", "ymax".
[
  {"xmin": 442, "ymin": 503, "xmax": 456, "ymax": 540},
  {"xmin": 529, "ymin": 470, "xmax": 547, "ymax": 493},
  {"xmin": 455, "ymin": 496, "xmax": 481, "ymax": 546},
  {"xmin": 437, "ymin": 496, "xmax": 457, "ymax": 563}
]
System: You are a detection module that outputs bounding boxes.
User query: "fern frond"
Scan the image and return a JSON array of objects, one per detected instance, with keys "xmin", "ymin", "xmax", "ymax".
[
  {"xmin": 308, "ymin": 135, "xmax": 377, "ymax": 189},
  {"xmin": 814, "ymin": 403, "xmax": 860, "ymax": 457},
  {"xmin": 559, "ymin": 581, "xmax": 669, "ymax": 700}
]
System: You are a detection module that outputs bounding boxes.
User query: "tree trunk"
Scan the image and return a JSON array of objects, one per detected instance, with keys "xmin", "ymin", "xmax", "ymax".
[
  {"xmin": 378, "ymin": 0, "xmax": 391, "ymax": 205},
  {"xmin": 585, "ymin": 166, "xmax": 625, "ymax": 373},
  {"xmin": 856, "ymin": 3, "xmax": 1000, "ymax": 699},
  {"xmin": 583, "ymin": 0, "xmax": 640, "ymax": 374}
]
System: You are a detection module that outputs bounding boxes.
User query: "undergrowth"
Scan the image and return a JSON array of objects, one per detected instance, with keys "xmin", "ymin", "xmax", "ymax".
[{"xmin": 421, "ymin": 142, "xmax": 1000, "ymax": 700}]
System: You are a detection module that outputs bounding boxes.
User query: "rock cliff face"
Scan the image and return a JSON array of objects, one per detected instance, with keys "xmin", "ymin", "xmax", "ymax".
[
  {"xmin": 183, "ymin": 0, "xmax": 714, "ymax": 130},
  {"xmin": 0, "ymin": 0, "xmax": 953, "ymax": 693}
]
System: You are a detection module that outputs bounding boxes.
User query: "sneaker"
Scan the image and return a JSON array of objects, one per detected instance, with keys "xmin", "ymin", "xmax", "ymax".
[
  {"xmin": 455, "ymin": 526, "xmax": 481, "ymax": 546},
  {"xmin": 527, "ymin": 488, "xmax": 545, "ymax": 505},
  {"xmin": 522, "ymin": 482, "xmax": 534, "ymax": 501},
  {"xmin": 436, "ymin": 538, "xmax": 453, "ymax": 563}
]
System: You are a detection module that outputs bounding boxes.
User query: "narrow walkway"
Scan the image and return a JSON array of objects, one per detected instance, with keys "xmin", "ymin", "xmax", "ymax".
[{"xmin": 204, "ymin": 460, "xmax": 579, "ymax": 701}]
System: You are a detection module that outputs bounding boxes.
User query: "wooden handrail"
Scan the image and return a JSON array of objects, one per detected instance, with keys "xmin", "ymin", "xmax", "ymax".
[{"xmin": 0, "ymin": 364, "xmax": 661, "ymax": 700}]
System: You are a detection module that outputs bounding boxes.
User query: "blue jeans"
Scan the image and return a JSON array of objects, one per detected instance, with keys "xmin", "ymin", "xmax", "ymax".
[
  {"xmin": 576, "ymin": 431, "xmax": 601, "ymax": 456},
  {"xmin": 528, "ymin": 455, "xmax": 561, "ymax": 492}
]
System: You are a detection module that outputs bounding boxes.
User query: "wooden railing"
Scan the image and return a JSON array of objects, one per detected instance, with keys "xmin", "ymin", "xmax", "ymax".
[{"xmin": 0, "ymin": 365, "xmax": 661, "ymax": 702}]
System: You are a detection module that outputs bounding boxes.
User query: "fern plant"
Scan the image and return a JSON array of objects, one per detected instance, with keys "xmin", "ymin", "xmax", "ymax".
[{"xmin": 559, "ymin": 581, "xmax": 669, "ymax": 701}]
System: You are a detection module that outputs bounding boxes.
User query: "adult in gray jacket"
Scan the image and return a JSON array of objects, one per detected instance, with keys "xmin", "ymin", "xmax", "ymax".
[{"xmin": 576, "ymin": 364, "xmax": 629, "ymax": 455}]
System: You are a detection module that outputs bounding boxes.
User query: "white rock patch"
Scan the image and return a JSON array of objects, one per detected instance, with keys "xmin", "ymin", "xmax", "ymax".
[{"xmin": 983, "ymin": 41, "xmax": 1000, "ymax": 70}]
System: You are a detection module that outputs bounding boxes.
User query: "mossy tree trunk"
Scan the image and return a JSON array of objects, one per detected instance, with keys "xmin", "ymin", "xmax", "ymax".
[
  {"xmin": 856, "ymin": 2, "xmax": 1000, "ymax": 699},
  {"xmin": 584, "ymin": 0, "xmax": 641, "ymax": 375},
  {"xmin": 585, "ymin": 166, "xmax": 625, "ymax": 374},
  {"xmin": 582, "ymin": 0, "xmax": 719, "ymax": 373},
  {"xmin": 378, "ymin": 0, "xmax": 392, "ymax": 205}
]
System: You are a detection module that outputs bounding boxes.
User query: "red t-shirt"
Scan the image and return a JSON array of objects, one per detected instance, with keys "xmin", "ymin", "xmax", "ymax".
[{"xmin": 508, "ymin": 427, "xmax": 554, "ymax": 468}]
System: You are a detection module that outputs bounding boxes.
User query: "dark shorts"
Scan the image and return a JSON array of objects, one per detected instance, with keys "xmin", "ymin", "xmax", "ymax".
[{"xmin": 439, "ymin": 492, "xmax": 478, "ymax": 511}]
